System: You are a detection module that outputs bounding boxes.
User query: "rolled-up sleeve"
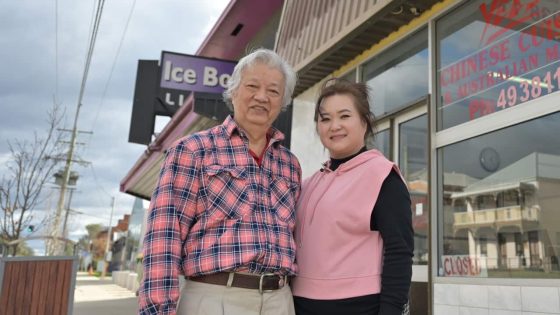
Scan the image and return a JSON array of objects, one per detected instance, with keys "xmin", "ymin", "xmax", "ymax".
[{"xmin": 138, "ymin": 144, "xmax": 199, "ymax": 315}]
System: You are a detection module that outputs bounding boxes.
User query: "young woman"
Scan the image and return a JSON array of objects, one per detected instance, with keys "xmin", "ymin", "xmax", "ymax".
[{"xmin": 292, "ymin": 79, "xmax": 413, "ymax": 315}]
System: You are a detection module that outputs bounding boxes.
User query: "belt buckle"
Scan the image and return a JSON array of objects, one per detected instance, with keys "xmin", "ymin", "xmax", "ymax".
[{"xmin": 258, "ymin": 273, "xmax": 278, "ymax": 294}]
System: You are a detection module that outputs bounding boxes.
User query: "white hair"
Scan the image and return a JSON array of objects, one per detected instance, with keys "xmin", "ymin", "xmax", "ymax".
[{"xmin": 222, "ymin": 48, "xmax": 297, "ymax": 111}]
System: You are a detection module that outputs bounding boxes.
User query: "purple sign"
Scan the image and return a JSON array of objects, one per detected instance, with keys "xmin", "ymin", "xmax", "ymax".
[{"xmin": 160, "ymin": 51, "xmax": 236, "ymax": 93}]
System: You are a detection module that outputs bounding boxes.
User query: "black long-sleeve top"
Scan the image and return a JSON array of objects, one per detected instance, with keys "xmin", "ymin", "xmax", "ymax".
[
  {"xmin": 371, "ymin": 169, "xmax": 414, "ymax": 314},
  {"xmin": 294, "ymin": 149, "xmax": 413, "ymax": 315}
]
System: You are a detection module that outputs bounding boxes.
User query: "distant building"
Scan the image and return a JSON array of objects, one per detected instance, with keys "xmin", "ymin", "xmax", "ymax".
[
  {"xmin": 123, "ymin": 198, "xmax": 148, "ymax": 273},
  {"xmin": 108, "ymin": 214, "xmax": 129, "ymax": 272}
]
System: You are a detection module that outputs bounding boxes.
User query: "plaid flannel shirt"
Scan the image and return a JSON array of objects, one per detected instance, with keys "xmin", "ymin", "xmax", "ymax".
[{"xmin": 138, "ymin": 116, "xmax": 302, "ymax": 315}]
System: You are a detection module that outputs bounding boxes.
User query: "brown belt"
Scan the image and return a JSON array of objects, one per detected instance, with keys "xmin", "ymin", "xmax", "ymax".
[{"xmin": 188, "ymin": 272, "xmax": 289, "ymax": 293}]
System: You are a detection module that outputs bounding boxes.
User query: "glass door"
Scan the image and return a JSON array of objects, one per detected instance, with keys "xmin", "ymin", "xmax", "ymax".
[{"xmin": 394, "ymin": 105, "xmax": 429, "ymax": 314}]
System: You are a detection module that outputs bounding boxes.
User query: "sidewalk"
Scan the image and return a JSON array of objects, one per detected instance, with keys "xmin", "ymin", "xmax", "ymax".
[{"xmin": 73, "ymin": 272, "xmax": 138, "ymax": 315}]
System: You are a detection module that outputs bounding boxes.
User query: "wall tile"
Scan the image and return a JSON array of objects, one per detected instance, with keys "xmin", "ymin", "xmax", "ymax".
[
  {"xmin": 435, "ymin": 283, "xmax": 460, "ymax": 305},
  {"xmin": 434, "ymin": 304, "xmax": 460, "ymax": 315},
  {"xmin": 489, "ymin": 310, "xmax": 521, "ymax": 315},
  {"xmin": 521, "ymin": 287, "xmax": 560, "ymax": 313},
  {"xmin": 460, "ymin": 306, "xmax": 489, "ymax": 315},
  {"xmin": 488, "ymin": 285, "xmax": 522, "ymax": 310},
  {"xmin": 461, "ymin": 284, "xmax": 489, "ymax": 308}
]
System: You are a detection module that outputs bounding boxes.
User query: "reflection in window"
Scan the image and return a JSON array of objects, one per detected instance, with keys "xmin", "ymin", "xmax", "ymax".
[
  {"xmin": 374, "ymin": 129, "xmax": 390, "ymax": 159},
  {"xmin": 400, "ymin": 115, "xmax": 428, "ymax": 264},
  {"xmin": 363, "ymin": 27, "xmax": 428, "ymax": 117},
  {"xmin": 439, "ymin": 111, "xmax": 560, "ymax": 278},
  {"xmin": 124, "ymin": 198, "xmax": 147, "ymax": 273},
  {"xmin": 480, "ymin": 236, "xmax": 488, "ymax": 256},
  {"xmin": 436, "ymin": 1, "xmax": 560, "ymax": 130},
  {"xmin": 497, "ymin": 190, "xmax": 519, "ymax": 208}
]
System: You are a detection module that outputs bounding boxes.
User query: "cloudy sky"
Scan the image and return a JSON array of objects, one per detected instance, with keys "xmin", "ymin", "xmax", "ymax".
[{"xmin": 0, "ymin": 0, "xmax": 229, "ymax": 254}]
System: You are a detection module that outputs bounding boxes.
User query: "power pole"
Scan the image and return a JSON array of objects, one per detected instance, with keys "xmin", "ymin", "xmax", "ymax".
[
  {"xmin": 61, "ymin": 188, "xmax": 76, "ymax": 243},
  {"xmin": 48, "ymin": 101, "xmax": 91, "ymax": 256},
  {"xmin": 101, "ymin": 196, "xmax": 116, "ymax": 279}
]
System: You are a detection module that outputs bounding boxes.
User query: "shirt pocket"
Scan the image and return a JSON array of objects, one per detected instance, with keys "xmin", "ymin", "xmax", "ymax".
[
  {"xmin": 203, "ymin": 165, "xmax": 252, "ymax": 220},
  {"xmin": 270, "ymin": 176, "xmax": 297, "ymax": 223}
]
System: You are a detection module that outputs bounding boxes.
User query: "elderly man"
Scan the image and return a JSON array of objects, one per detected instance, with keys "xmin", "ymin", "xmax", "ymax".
[{"xmin": 139, "ymin": 48, "xmax": 301, "ymax": 315}]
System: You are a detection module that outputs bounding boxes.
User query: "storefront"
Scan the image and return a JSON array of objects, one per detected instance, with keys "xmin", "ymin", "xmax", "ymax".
[
  {"xmin": 277, "ymin": 0, "xmax": 560, "ymax": 314},
  {"xmin": 121, "ymin": 0, "xmax": 560, "ymax": 312}
]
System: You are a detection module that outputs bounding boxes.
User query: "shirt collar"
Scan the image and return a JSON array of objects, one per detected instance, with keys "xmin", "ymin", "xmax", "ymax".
[{"xmin": 222, "ymin": 115, "xmax": 285, "ymax": 143}]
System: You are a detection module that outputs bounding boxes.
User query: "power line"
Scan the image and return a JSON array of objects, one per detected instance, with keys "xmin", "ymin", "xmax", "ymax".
[
  {"xmin": 49, "ymin": 0, "xmax": 106, "ymax": 256},
  {"xmin": 77, "ymin": 0, "xmax": 138, "ymax": 229},
  {"xmin": 88, "ymin": 163, "xmax": 112, "ymax": 198},
  {"xmin": 84, "ymin": 0, "xmax": 137, "ymax": 159},
  {"xmin": 84, "ymin": 0, "xmax": 97, "ymax": 63},
  {"xmin": 54, "ymin": 0, "xmax": 59, "ymax": 104},
  {"xmin": 78, "ymin": 0, "xmax": 106, "ymax": 105},
  {"xmin": 90, "ymin": 0, "xmax": 137, "ymax": 134},
  {"xmin": 67, "ymin": 208, "xmax": 107, "ymax": 219}
]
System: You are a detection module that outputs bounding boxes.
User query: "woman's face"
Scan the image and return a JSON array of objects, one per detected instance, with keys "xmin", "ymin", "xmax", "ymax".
[
  {"xmin": 317, "ymin": 93, "xmax": 367, "ymax": 159},
  {"xmin": 231, "ymin": 63, "xmax": 285, "ymax": 131}
]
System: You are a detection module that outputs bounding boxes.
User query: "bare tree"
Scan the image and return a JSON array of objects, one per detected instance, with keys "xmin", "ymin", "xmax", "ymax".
[{"xmin": 0, "ymin": 105, "xmax": 65, "ymax": 255}]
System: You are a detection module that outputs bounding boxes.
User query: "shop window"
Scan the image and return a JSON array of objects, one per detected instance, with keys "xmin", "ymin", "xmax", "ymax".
[
  {"xmin": 400, "ymin": 115, "xmax": 428, "ymax": 265},
  {"xmin": 439, "ymin": 111, "xmax": 560, "ymax": 278},
  {"xmin": 374, "ymin": 129, "xmax": 391, "ymax": 159},
  {"xmin": 436, "ymin": 1, "xmax": 560, "ymax": 130},
  {"xmin": 362, "ymin": 28, "xmax": 428, "ymax": 117}
]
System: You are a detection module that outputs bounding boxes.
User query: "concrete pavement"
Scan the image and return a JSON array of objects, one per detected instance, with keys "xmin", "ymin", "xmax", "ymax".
[{"xmin": 73, "ymin": 272, "xmax": 138, "ymax": 315}]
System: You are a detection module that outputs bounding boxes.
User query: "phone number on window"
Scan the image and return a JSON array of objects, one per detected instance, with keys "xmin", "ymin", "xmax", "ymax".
[{"xmin": 497, "ymin": 66, "xmax": 560, "ymax": 109}]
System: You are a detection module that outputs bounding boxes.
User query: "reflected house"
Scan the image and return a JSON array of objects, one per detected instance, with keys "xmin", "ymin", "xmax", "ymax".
[
  {"xmin": 410, "ymin": 169, "xmax": 477, "ymax": 263},
  {"xmin": 407, "ymin": 169, "xmax": 429, "ymax": 264},
  {"xmin": 442, "ymin": 172, "xmax": 478, "ymax": 254},
  {"xmin": 399, "ymin": 113, "xmax": 429, "ymax": 265},
  {"xmin": 450, "ymin": 153, "xmax": 560, "ymax": 271}
]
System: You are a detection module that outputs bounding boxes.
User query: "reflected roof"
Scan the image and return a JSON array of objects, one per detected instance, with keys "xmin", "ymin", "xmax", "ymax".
[{"xmin": 451, "ymin": 153, "xmax": 560, "ymax": 198}]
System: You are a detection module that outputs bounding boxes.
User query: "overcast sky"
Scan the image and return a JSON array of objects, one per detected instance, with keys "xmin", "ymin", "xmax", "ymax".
[{"xmin": 0, "ymin": 0, "xmax": 229, "ymax": 254}]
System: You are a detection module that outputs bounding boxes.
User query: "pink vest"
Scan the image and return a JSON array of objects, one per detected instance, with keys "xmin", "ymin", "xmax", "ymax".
[{"xmin": 292, "ymin": 150, "xmax": 401, "ymax": 299}]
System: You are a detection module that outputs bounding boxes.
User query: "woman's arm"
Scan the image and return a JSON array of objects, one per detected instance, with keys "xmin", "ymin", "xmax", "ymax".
[{"xmin": 371, "ymin": 169, "xmax": 414, "ymax": 315}]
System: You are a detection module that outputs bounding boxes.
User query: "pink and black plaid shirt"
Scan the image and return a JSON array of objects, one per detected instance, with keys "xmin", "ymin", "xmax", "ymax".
[{"xmin": 138, "ymin": 116, "xmax": 302, "ymax": 314}]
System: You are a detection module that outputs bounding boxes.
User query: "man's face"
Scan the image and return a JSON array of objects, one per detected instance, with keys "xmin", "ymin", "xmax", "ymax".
[{"xmin": 231, "ymin": 63, "xmax": 285, "ymax": 131}]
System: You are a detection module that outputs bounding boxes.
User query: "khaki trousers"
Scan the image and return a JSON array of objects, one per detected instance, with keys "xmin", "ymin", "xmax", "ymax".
[{"xmin": 177, "ymin": 279, "xmax": 295, "ymax": 315}]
